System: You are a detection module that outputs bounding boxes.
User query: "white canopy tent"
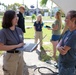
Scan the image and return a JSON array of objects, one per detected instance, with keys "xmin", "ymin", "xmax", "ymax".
[{"xmin": 51, "ymin": 0, "xmax": 76, "ymax": 15}]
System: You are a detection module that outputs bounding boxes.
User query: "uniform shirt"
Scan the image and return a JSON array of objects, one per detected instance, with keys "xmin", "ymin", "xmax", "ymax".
[
  {"xmin": 17, "ymin": 12, "xmax": 25, "ymax": 33},
  {"xmin": 34, "ymin": 21, "xmax": 44, "ymax": 31},
  {"xmin": 0, "ymin": 27, "xmax": 23, "ymax": 46},
  {"xmin": 59, "ymin": 30, "xmax": 76, "ymax": 68},
  {"xmin": 52, "ymin": 20, "xmax": 61, "ymax": 35}
]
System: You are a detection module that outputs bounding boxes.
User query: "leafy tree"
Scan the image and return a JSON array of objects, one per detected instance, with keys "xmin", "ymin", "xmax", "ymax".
[
  {"xmin": 0, "ymin": 2, "xmax": 7, "ymax": 9},
  {"xmin": 40, "ymin": 0, "xmax": 48, "ymax": 6},
  {"xmin": 7, "ymin": 3, "xmax": 21, "ymax": 10},
  {"xmin": 40, "ymin": 0, "xmax": 65, "ymax": 18},
  {"xmin": 7, "ymin": 3, "xmax": 28, "ymax": 11},
  {"xmin": 31, "ymin": 14, "xmax": 36, "ymax": 22}
]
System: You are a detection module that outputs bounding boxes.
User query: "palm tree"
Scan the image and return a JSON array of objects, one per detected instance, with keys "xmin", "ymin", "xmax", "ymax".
[
  {"xmin": 40, "ymin": 0, "xmax": 48, "ymax": 6},
  {"xmin": 40, "ymin": 0, "xmax": 53, "ymax": 18}
]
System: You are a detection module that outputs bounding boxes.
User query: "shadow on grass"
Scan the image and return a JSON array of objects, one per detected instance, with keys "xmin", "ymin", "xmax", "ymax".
[
  {"xmin": 38, "ymin": 48, "xmax": 51, "ymax": 62},
  {"xmin": 36, "ymin": 48, "xmax": 59, "ymax": 62}
]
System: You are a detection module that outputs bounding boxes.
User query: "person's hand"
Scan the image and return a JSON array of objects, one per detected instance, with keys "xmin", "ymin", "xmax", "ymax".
[
  {"xmin": 47, "ymin": 28, "xmax": 51, "ymax": 30},
  {"xmin": 17, "ymin": 43, "xmax": 24, "ymax": 48},
  {"xmin": 58, "ymin": 46, "xmax": 67, "ymax": 55}
]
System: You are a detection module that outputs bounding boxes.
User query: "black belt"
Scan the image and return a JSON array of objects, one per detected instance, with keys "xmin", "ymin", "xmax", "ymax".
[{"xmin": 7, "ymin": 50, "xmax": 20, "ymax": 53}]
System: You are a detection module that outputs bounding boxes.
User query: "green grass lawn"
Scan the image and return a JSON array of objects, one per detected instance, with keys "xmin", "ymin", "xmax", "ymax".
[
  {"xmin": 24, "ymin": 22, "xmax": 52, "ymax": 42},
  {"xmin": 24, "ymin": 22, "xmax": 60, "ymax": 61},
  {"xmin": 25, "ymin": 16, "xmax": 65, "ymax": 21}
]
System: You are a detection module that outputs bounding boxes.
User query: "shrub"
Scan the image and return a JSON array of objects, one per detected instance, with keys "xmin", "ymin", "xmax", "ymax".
[{"xmin": 31, "ymin": 14, "xmax": 36, "ymax": 22}]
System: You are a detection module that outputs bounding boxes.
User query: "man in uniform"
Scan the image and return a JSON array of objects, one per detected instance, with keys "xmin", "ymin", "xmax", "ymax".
[{"xmin": 17, "ymin": 5, "xmax": 26, "ymax": 33}]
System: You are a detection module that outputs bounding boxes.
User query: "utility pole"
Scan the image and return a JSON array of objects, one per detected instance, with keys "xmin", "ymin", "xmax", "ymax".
[
  {"xmin": 36, "ymin": 0, "xmax": 38, "ymax": 15},
  {"xmin": 50, "ymin": 1, "xmax": 53, "ymax": 18},
  {"xmin": 22, "ymin": 0, "xmax": 24, "ymax": 5}
]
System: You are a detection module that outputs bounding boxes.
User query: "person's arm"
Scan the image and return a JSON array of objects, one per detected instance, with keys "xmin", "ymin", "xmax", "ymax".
[
  {"xmin": 34, "ymin": 22, "xmax": 36, "ymax": 32},
  {"xmin": 61, "ymin": 46, "xmax": 71, "ymax": 55},
  {"xmin": 57, "ymin": 33, "xmax": 76, "ymax": 55},
  {"xmin": 42, "ymin": 22, "xmax": 44, "ymax": 28},
  {"xmin": 0, "ymin": 43, "xmax": 24, "ymax": 51},
  {"xmin": 47, "ymin": 24, "xmax": 58, "ymax": 30},
  {"xmin": 56, "ymin": 39, "xmax": 62, "ymax": 49},
  {"xmin": 56, "ymin": 39, "xmax": 65, "ymax": 55},
  {"xmin": 63, "ymin": 33, "xmax": 76, "ymax": 55},
  {"xmin": 56, "ymin": 39, "xmax": 70, "ymax": 55},
  {"xmin": 0, "ymin": 29, "xmax": 24, "ymax": 51},
  {"xmin": 48, "ymin": 20, "xmax": 60, "ymax": 30},
  {"xmin": 34, "ymin": 26, "xmax": 36, "ymax": 32}
]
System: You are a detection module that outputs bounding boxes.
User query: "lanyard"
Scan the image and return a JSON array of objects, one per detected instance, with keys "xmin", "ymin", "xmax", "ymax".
[
  {"xmin": 9, "ymin": 28, "xmax": 20, "ymax": 44},
  {"xmin": 63, "ymin": 30, "xmax": 76, "ymax": 45}
]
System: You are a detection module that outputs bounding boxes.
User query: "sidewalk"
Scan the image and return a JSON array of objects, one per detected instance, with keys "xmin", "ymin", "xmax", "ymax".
[{"xmin": 0, "ymin": 39, "xmax": 58, "ymax": 75}]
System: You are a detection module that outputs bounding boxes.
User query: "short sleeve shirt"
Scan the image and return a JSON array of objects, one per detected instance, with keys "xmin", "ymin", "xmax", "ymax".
[
  {"xmin": 34, "ymin": 21, "xmax": 44, "ymax": 31},
  {"xmin": 0, "ymin": 27, "xmax": 24, "ymax": 45},
  {"xmin": 52, "ymin": 20, "xmax": 61, "ymax": 35},
  {"xmin": 59, "ymin": 30, "xmax": 76, "ymax": 68}
]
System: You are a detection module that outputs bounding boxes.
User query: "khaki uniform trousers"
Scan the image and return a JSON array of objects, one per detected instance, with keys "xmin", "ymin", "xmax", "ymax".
[
  {"xmin": 35, "ymin": 31, "xmax": 43, "ymax": 47},
  {"xmin": 3, "ymin": 52, "xmax": 24, "ymax": 75}
]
